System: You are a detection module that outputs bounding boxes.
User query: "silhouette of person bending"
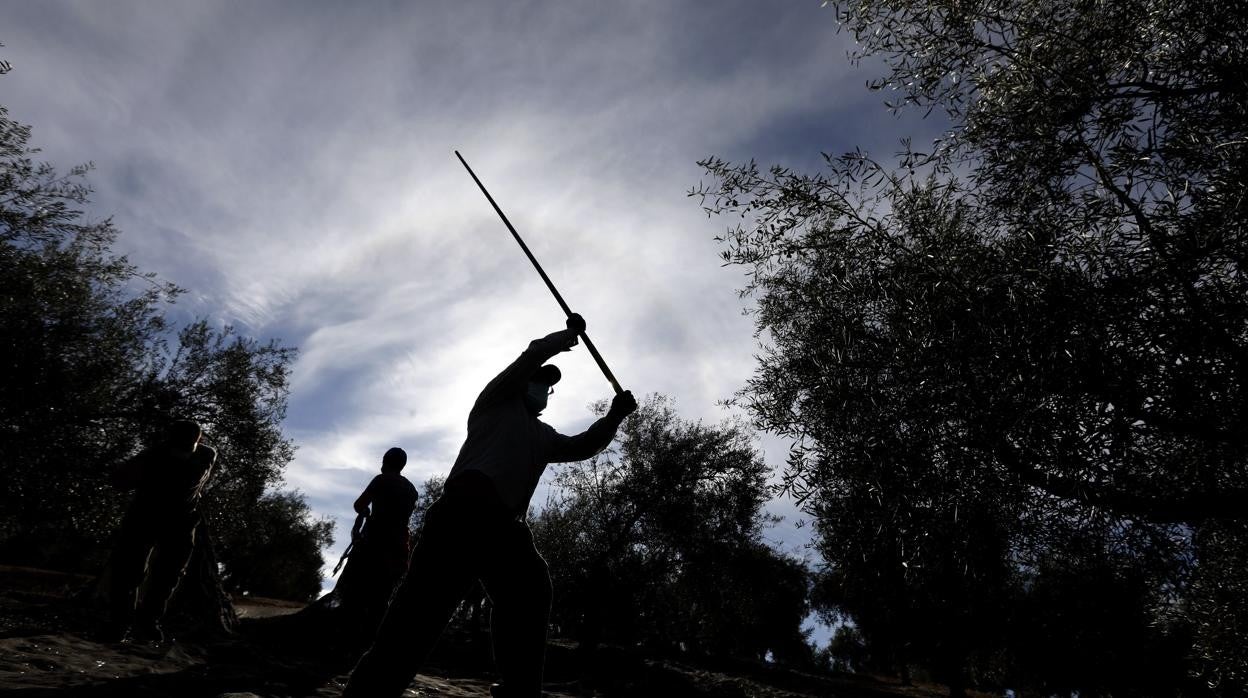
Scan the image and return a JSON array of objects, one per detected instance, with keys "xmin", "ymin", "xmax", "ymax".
[
  {"xmin": 105, "ymin": 419, "xmax": 216, "ymax": 643},
  {"xmin": 344, "ymin": 314, "xmax": 637, "ymax": 698},
  {"xmin": 333, "ymin": 447, "xmax": 418, "ymax": 630}
]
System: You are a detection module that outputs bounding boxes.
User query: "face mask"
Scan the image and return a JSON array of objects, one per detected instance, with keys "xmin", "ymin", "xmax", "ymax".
[{"xmin": 524, "ymin": 381, "xmax": 549, "ymax": 414}]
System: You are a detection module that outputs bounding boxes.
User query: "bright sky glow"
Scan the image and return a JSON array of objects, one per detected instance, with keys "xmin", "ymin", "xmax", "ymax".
[{"xmin": 2, "ymin": 3, "xmax": 940, "ymax": 642}]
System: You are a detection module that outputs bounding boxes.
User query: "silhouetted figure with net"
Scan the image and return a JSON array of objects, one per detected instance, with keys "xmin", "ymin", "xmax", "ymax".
[
  {"xmin": 103, "ymin": 419, "xmax": 216, "ymax": 644},
  {"xmin": 344, "ymin": 314, "xmax": 637, "ymax": 698},
  {"xmin": 331, "ymin": 447, "xmax": 418, "ymax": 639}
]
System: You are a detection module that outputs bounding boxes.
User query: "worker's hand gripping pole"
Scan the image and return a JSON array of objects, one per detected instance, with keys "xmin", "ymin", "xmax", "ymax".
[{"xmin": 455, "ymin": 150, "xmax": 624, "ymax": 395}]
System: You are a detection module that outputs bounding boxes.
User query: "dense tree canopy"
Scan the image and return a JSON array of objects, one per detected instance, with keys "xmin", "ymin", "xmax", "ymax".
[
  {"xmin": 0, "ymin": 101, "xmax": 331, "ymax": 601},
  {"xmin": 695, "ymin": 0, "xmax": 1246, "ymax": 693},
  {"xmin": 532, "ymin": 395, "xmax": 814, "ymax": 666}
]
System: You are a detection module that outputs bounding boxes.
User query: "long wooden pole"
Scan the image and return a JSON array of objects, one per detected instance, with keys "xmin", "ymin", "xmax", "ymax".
[{"xmin": 455, "ymin": 150, "xmax": 623, "ymax": 394}]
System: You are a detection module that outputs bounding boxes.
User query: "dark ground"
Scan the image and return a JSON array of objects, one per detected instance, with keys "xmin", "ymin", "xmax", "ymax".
[{"xmin": 0, "ymin": 565, "xmax": 961, "ymax": 697}]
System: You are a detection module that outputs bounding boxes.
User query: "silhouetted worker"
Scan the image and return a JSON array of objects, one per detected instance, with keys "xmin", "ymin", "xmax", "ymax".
[
  {"xmin": 344, "ymin": 313, "xmax": 638, "ymax": 698},
  {"xmin": 105, "ymin": 419, "xmax": 216, "ymax": 643},
  {"xmin": 335, "ymin": 447, "xmax": 418, "ymax": 627}
]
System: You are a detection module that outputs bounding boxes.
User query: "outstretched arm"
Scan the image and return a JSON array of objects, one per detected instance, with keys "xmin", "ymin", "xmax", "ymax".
[{"xmin": 549, "ymin": 390, "xmax": 638, "ymax": 463}]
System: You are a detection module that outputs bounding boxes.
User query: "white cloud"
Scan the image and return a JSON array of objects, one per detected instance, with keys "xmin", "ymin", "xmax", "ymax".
[{"xmin": 3, "ymin": 1, "xmax": 909, "ymax": 573}]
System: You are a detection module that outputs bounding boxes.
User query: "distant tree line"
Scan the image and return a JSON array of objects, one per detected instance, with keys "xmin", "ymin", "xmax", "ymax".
[
  {"xmin": 0, "ymin": 98, "xmax": 331, "ymax": 602},
  {"xmin": 694, "ymin": 0, "xmax": 1247, "ymax": 695}
]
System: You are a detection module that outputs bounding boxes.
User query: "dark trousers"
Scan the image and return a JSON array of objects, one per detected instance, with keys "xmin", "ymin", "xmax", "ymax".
[
  {"xmin": 334, "ymin": 529, "xmax": 412, "ymax": 643},
  {"xmin": 344, "ymin": 472, "xmax": 553, "ymax": 698},
  {"xmin": 108, "ymin": 507, "xmax": 197, "ymax": 629}
]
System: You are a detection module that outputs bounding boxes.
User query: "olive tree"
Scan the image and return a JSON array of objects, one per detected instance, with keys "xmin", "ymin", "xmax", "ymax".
[{"xmin": 694, "ymin": 0, "xmax": 1246, "ymax": 691}]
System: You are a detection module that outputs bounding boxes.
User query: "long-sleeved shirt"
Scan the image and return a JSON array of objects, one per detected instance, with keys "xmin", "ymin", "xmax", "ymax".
[{"xmin": 446, "ymin": 329, "xmax": 625, "ymax": 519}]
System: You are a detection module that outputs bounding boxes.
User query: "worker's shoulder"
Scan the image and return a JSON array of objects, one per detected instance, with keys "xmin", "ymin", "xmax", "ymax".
[
  {"xmin": 394, "ymin": 472, "xmax": 417, "ymax": 491},
  {"xmin": 380, "ymin": 474, "xmax": 417, "ymax": 503},
  {"xmin": 373, "ymin": 472, "xmax": 416, "ymax": 491}
]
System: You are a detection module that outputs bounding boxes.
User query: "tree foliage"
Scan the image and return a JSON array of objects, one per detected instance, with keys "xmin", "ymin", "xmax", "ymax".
[
  {"xmin": 409, "ymin": 475, "xmax": 444, "ymax": 537},
  {"xmin": 0, "ymin": 101, "xmax": 331, "ymax": 601},
  {"xmin": 694, "ymin": 0, "xmax": 1246, "ymax": 692},
  {"xmin": 0, "ymin": 109, "xmax": 173, "ymax": 566},
  {"xmin": 219, "ymin": 491, "xmax": 334, "ymax": 602},
  {"xmin": 531, "ymin": 395, "xmax": 814, "ymax": 666}
]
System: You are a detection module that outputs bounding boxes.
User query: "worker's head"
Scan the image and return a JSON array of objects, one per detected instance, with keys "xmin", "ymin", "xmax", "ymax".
[
  {"xmin": 381, "ymin": 447, "xmax": 408, "ymax": 473},
  {"xmin": 166, "ymin": 419, "xmax": 202, "ymax": 451},
  {"xmin": 525, "ymin": 364, "xmax": 561, "ymax": 415}
]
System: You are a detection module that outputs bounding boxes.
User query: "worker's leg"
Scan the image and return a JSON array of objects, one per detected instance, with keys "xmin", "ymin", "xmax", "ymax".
[
  {"xmin": 134, "ymin": 519, "xmax": 197, "ymax": 637},
  {"xmin": 480, "ymin": 521, "xmax": 553, "ymax": 698},
  {"xmin": 105, "ymin": 509, "xmax": 157, "ymax": 637},
  {"xmin": 344, "ymin": 490, "xmax": 480, "ymax": 698}
]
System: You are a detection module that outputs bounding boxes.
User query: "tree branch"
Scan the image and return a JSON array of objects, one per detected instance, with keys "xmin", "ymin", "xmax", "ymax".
[{"xmin": 992, "ymin": 435, "xmax": 1248, "ymax": 523}]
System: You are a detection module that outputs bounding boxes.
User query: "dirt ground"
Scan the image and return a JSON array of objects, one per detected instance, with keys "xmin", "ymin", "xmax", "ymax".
[{"xmin": 0, "ymin": 565, "xmax": 953, "ymax": 698}]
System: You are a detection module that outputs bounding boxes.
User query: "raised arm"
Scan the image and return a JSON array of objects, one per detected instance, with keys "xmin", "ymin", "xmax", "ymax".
[
  {"xmin": 549, "ymin": 390, "xmax": 638, "ymax": 463},
  {"xmin": 473, "ymin": 314, "xmax": 585, "ymax": 412}
]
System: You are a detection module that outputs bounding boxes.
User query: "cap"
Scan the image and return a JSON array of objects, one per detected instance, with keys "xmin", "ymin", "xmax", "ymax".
[{"xmin": 532, "ymin": 364, "xmax": 561, "ymax": 386}]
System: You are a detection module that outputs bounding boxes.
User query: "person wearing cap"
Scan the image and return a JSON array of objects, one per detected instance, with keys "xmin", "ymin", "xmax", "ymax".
[
  {"xmin": 334, "ymin": 447, "xmax": 418, "ymax": 633},
  {"xmin": 345, "ymin": 313, "xmax": 638, "ymax": 698}
]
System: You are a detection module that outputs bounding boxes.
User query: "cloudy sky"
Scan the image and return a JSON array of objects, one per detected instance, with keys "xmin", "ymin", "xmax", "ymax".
[{"xmin": 2, "ymin": 1, "xmax": 935, "ymax": 606}]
